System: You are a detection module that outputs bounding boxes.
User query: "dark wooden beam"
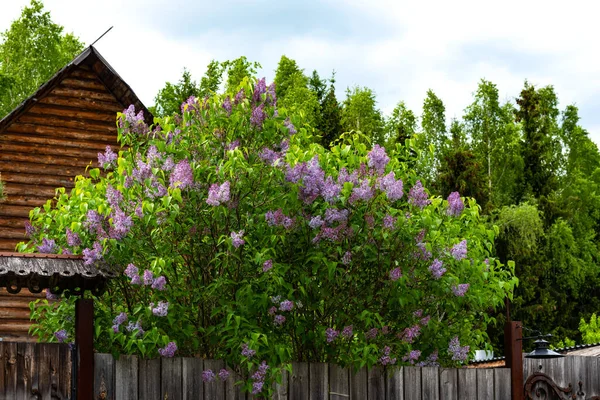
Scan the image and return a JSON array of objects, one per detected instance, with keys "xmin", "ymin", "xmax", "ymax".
[
  {"xmin": 75, "ymin": 298, "xmax": 94, "ymax": 400},
  {"xmin": 504, "ymin": 321, "xmax": 524, "ymax": 400}
]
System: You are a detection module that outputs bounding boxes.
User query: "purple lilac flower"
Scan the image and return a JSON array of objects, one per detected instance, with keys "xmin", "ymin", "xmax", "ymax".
[
  {"xmin": 146, "ymin": 145, "xmax": 161, "ymax": 166},
  {"xmin": 402, "ymin": 325, "xmax": 421, "ymax": 343},
  {"xmin": 279, "ymin": 300, "xmax": 294, "ymax": 312},
  {"xmin": 84, "ymin": 210, "xmax": 104, "ymax": 235},
  {"xmin": 152, "ymin": 301, "xmax": 169, "ymax": 317},
  {"xmin": 24, "ymin": 221, "xmax": 36, "ymax": 237},
  {"xmin": 450, "ymin": 240, "xmax": 468, "ymax": 261},
  {"xmin": 252, "ymin": 381, "xmax": 264, "ymax": 395},
  {"xmin": 262, "ymin": 260, "xmax": 273, "ymax": 272},
  {"xmin": 113, "ymin": 312, "xmax": 128, "ymax": 326},
  {"xmin": 162, "ymin": 156, "xmax": 175, "ymax": 172},
  {"xmin": 337, "ymin": 168, "xmax": 359, "ymax": 185},
  {"xmin": 46, "ymin": 290, "xmax": 58, "ymax": 300},
  {"xmin": 420, "ymin": 316, "xmax": 431, "ymax": 325},
  {"xmin": 206, "ymin": 181, "xmax": 231, "ymax": 206},
  {"xmin": 322, "ymin": 176, "xmax": 341, "ymax": 203},
  {"xmin": 222, "ymin": 96, "xmax": 232, "ymax": 115},
  {"xmin": 82, "ymin": 242, "xmax": 103, "ymax": 265},
  {"xmin": 169, "ymin": 159, "xmax": 193, "ymax": 189},
  {"xmin": 324, "ymin": 208, "xmax": 349, "ymax": 225},
  {"xmin": 202, "ymin": 370, "xmax": 216, "ymax": 383},
  {"xmin": 428, "ymin": 259, "xmax": 446, "ymax": 279},
  {"xmin": 112, "ymin": 324, "xmax": 119, "ymax": 333},
  {"xmin": 416, "ymin": 243, "xmax": 432, "ymax": 260},
  {"xmin": 180, "ymin": 96, "xmax": 198, "ymax": 114},
  {"xmin": 66, "ymin": 229, "xmax": 81, "ymax": 247},
  {"xmin": 342, "ymin": 251, "xmax": 352, "ymax": 265},
  {"xmin": 350, "ymin": 179, "xmax": 374, "ymax": 204},
  {"xmin": 250, "ymin": 104, "xmax": 266, "ymax": 129},
  {"xmin": 379, "ymin": 172, "xmax": 404, "ymax": 201},
  {"xmin": 309, "ymin": 216, "xmax": 324, "ymax": 229},
  {"xmin": 135, "ymin": 206, "xmax": 143, "ymax": 218},
  {"xmin": 285, "ymin": 162, "xmax": 307, "ymax": 183},
  {"xmin": 389, "ymin": 267, "xmax": 402, "ymax": 281},
  {"xmin": 226, "ymin": 140, "xmax": 240, "ymax": 151},
  {"xmin": 253, "ymin": 78, "xmax": 267, "ymax": 103},
  {"xmin": 408, "ymin": 180, "xmax": 431, "ymax": 208},
  {"xmin": 447, "ymin": 192, "xmax": 464, "ymax": 216},
  {"xmin": 152, "ymin": 276, "xmax": 167, "ymax": 291},
  {"xmin": 383, "ymin": 214, "xmax": 397, "ymax": 230},
  {"xmin": 126, "ymin": 320, "xmax": 144, "ymax": 337},
  {"xmin": 365, "ymin": 328, "xmax": 378, "ymax": 340},
  {"xmin": 413, "ymin": 309, "xmax": 423, "ymax": 317},
  {"xmin": 37, "ymin": 238, "xmax": 56, "ymax": 254},
  {"xmin": 342, "ymin": 325, "xmax": 353, "ymax": 338},
  {"xmin": 241, "ymin": 343, "xmax": 256, "ymax": 358},
  {"xmin": 54, "ymin": 330, "xmax": 68, "ymax": 343},
  {"xmin": 265, "ymin": 209, "xmax": 294, "ymax": 229},
  {"xmin": 266, "ymin": 83, "xmax": 277, "ymax": 105},
  {"xmin": 259, "ymin": 148, "xmax": 281, "ymax": 166},
  {"xmin": 284, "ymin": 117, "xmax": 297, "ymax": 134},
  {"xmin": 120, "ymin": 105, "xmax": 148, "ymax": 136},
  {"xmin": 299, "ymin": 156, "xmax": 325, "ymax": 204},
  {"xmin": 98, "ymin": 145, "xmax": 118, "ymax": 169},
  {"xmin": 448, "ymin": 336, "xmax": 470, "ymax": 361},
  {"xmin": 274, "ymin": 315, "xmax": 286, "ymax": 325},
  {"xmin": 326, "ymin": 328, "xmax": 339, "ymax": 343},
  {"xmin": 268, "ymin": 306, "xmax": 277, "ymax": 315},
  {"xmin": 405, "ymin": 350, "xmax": 421, "ymax": 364},
  {"xmin": 452, "ymin": 283, "xmax": 470, "ymax": 297},
  {"xmin": 234, "ymin": 89, "xmax": 245, "ymax": 104},
  {"xmin": 219, "ymin": 369, "xmax": 230, "ymax": 381},
  {"xmin": 124, "ymin": 264, "xmax": 141, "ymax": 285},
  {"xmin": 109, "ymin": 208, "xmax": 133, "ymax": 240},
  {"xmin": 367, "ymin": 144, "xmax": 390, "ymax": 174},
  {"xmin": 159, "ymin": 342, "xmax": 178, "ymax": 357},
  {"xmin": 231, "ymin": 230, "xmax": 245, "ymax": 248},
  {"xmin": 143, "ymin": 270, "xmax": 154, "ymax": 286},
  {"xmin": 379, "ymin": 346, "xmax": 397, "ymax": 366}
]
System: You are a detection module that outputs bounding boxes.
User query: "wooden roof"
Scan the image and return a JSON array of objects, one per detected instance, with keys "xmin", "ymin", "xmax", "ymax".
[{"xmin": 0, "ymin": 46, "xmax": 152, "ymax": 251}]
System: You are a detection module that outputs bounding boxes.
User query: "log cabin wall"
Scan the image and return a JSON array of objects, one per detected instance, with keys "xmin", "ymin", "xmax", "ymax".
[{"xmin": 0, "ymin": 46, "xmax": 150, "ymax": 340}]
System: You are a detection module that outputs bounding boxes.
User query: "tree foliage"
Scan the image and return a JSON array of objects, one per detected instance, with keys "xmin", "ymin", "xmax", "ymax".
[{"xmin": 341, "ymin": 86, "xmax": 385, "ymax": 145}]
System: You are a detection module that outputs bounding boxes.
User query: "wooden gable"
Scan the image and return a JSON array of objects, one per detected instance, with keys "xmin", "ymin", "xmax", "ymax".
[{"xmin": 0, "ymin": 46, "xmax": 151, "ymax": 252}]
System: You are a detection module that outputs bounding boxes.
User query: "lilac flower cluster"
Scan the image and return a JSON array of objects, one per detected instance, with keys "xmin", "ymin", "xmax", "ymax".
[
  {"xmin": 279, "ymin": 300, "xmax": 294, "ymax": 312},
  {"xmin": 152, "ymin": 301, "xmax": 169, "ymax": 317},
  {"xmin": 202, "ymin": 369, "xmax": 216, "ymax": 383},
  {"xmin": 446, "ymin": 192, "xmax": 464, "ymax": 216},
  {"xmin": 265, "ymin": 209, "xmax": 294, "ymax": 229},
  {"xmin": 448, "ymin": 336, "xmax": 470, "ymax": 361},
  {"xmin": 379, "ymin": 172, "xmax": 404, "ymax": 201},
  {"xmin": 250, "ymin": 103, "xmax": 266, "ymax": 129},
  {"xmin": 403, "ymin": 350, "xmax": 422, "ymax": 365},
  {"xmin": 37, "ymin": 238, "xmax": 56, "ymax": 254},
  {"xmin": 219, "ymin": 369, "xmax": 230, "ymax": 381},
  {"xmin": 284, "ymin": 117, "xmax": 297, "ymax": 134},
  {"xmin": 66, "ymin": 228, "xmax": 81, "ymax": 247},
  {"xmin": 124, "ymin": 264, "xmax": 141, "ymax": 284},
  {"xmin": 367, "ymin": 144, "xmax": 390, "ymax": 174},
  {"xmin": 342, "ymin": 325, "xmax": 353, "ymax": 338},
  {"xmin": 325, "ymin": 328, "xmax": 339, "ymax": 343},
  {"xmin": 428, "ymin": 259, "xmax": 446, "ymax": 279},
  {"xmin": 259, "ymin": 147, "xmax": 282, "ymax": 166},
  {"xmin": 120, "ymin": 105, "xmax": 148, "ymax": 136},
  {"xmin": 24, "ymin": 221, "xmax": 36, "ymax": 237},
  {"xmin": 126, "ymin": 320, "xmax": 144, "ymax": 337},
  {"xmin": 349, "ymin": 179, "xmax": 374, "ymax": 204},
  {"xmin": 365, "ymin": 328, "xmax": 378, "ymax": 340},
  {"xmin": 84, "ymin": 210, "xmax": 106, "ymax": 236},
  {"xmin": 452, "ymin": 283, "xmax": 470, "ymax": 297},
  {"xmin": 416, "ymin": 242, "xmax": 432, "ymax": 260},
  {"xmin": 231, "ymin": 230, "xmax": 245, "ymax": 248},
  {"xmin": 262, "ymin": 259, "xmax": 273, "ymax": 272},
  {"xmin": 389, "ymin": 267, "xmax": 402, "ymax": 281},
  {"xmin": 180, "ymin": 96, "xmax": 198, "ymax": 114},
  {"xmin": 383, "ymin": 214, "xmax": 397, "ymax": 230},
  {"xmin": 98, "ymin": 145, "xmax": 117, "ymax": 169},
  {"xmin": 241, "ymin": 343, "xmax": 256, "ymax": 358},
  {"xmin": 82, "ymin": 242, "xmax": 103, "ymax": 265},
  {"xmin": 169, "ymin": 160, "xmax": 193, "ymax": 189},
  {"xmin": 341, "ymin": 251, "xmax": 352, "ymax": 265},
  {"xmin": 222, "ymin": 96, "xmax": 232, "ymax": 116},
  {"xmin": 416, "ymin": 350, "xmax": 440, "ymax": 367},
  {"xmin": 112, "ymin": 312, "xmax": 128, "ymax": 333},
  {"xmin": 108, "ymin": 208, "xmax": 133, "ymax": 240},
  {"xmin": 106, "ymin": 185, "xmax": 123, "ymax": 208},
  {"xmin": 206, "ymin": 181, "xmax": 230, "ymax": 206},
  {"xmin": 379, "ymin": 346, "xmax": 397, "ymax": 366},
  {"xmin": 450, "ymin": 240, "xmax": 467, "ymax": 260},
  {"xmin": 151, "ymin": 276, "xmax": 167, "ymax": 291},
  {"xmin": 251, "ymin": 361, "xmax": 269, "ymax": 394},
  {"xmin": 401, "ymin": 324, "xmax": 421, "ymax": 343},
  {"xmin": 253, "ymin": 78, "xmax": 267, "ymax": 103},
  {"xmin": 54, "ymin": 329, "xmax": 68, "ymax": 343},
  {"xmin": 158, "ymin": 342, "xmax": 177, "ymax": 358},
  {"xmin": 266, "ymin": 83, "xmax": 277, "ymax": 105},
  {"xmin": 408, "ymin": 180, "xmax": 431, "ymax": 209},
  {"xmin": 226, "ymin": 140, "xmax": 240, "ymax": 151},
  {"xmin": 234, "ymin": 89, "xmax": 245, "ymax": 104}
]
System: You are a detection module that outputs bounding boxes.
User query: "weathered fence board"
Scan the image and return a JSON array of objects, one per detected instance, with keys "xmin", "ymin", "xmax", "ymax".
[
  {"xmin": 439, "ymin": 368, "xmax": 458, "ymax": 400},
  {"xmin": 368, "ymin": 366, "xmax": 385, "ymax": 400},
  {"xmin": 139, "ymin": 358, "xmax": 161, "ymax": 400},
  {"xmin": 273, "ymin": 368, "xmax": 288, "ymax": 400},
  {"xmin": 404, "ymin": 367, "xmax": 421, "ymax": 400},
  {"xmin": 116, "ymin": 355, "xmax": 138, "ymax": 400},
  {"xmin": 329, "ymin": 364, "xmax": 349, "ymax": 400},
  {"xmin": 289, "ymin": 362, "xmax": 309, "ymax": 400},
  {"xmin": 493, "ymin": 368, "xmax": 511, "ymax": 400},
  {"xmin": 476, "ymin": 368, "xmax": 494, "ymax": 400},
  {"xmin": 421, "ymin": 367, "xmax": 439, "ymax": 400},
  {"xmin": 182, "ymin": 357, "xmax": 203, "ymax": 400},
  {"xmin": 309, "ymin": 362, "xmax": 328, "ymax": 400},
  {"xmin": 524, "ymin": 355, "xmax": 600, "ymax": 398},
  {"xmin": 457, "ymin": 368, "xmax": 477, "ymax": 399},
  {"xmin": 349, "ymin": 367, "xmax": 367, "ymax": 400},
  {"xmin": 386, "ymin": 367, "xmax": 403, "ymax": 400},
  {"xmin": 162, "ymin": 356, "xmax": 183, "ymax": 400}
]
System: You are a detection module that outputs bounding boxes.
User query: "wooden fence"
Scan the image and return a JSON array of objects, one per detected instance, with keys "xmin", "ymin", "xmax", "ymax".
[
  {"xmin": 524, "ymin": 356, "xmax": 600, "ymax": 398},
  {"xmin": 92, "ymin": 353, "xmax": 511, "ymax": 400}
]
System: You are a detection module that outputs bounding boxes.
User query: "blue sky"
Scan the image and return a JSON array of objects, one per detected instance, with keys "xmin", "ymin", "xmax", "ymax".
[{"xmin": 2, "ymin": 0, "xmax": 600, "ymax": 144}]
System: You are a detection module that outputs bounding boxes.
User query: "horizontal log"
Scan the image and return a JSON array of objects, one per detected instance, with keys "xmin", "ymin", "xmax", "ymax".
[
  {"xmin": 0, "ymin": 141, "xmax": 101, "ymax": 160},
  {"xmin": 70, "ymin": 68, "xmax": 98, "ymax": 80},
  {"xmin": 5, "ymin": 123, "xmax": 117, "ymax": 144},
  {"xmin": 0, "ymin": 227, "xmax": 28, "ymax": 240},
  {"xmin": 1, "ymin": 133, "xmax": 114, "ymax": 151},
  {"xmin": 0, "ymin": 151, "xmax": 96, "ymax": 169},
  {"xmin": 0, "ymin": 319, "xmax": 34, "ymax": 333},
  {"xmin": 0, "ymin": 217, "xmax": 28, "ymax": 229},
  {"xmin": 1, "ymin": 194, "xmax": 50, "ymax": 208},
  {"xmin": 0, "ymin": 307, "xmax": 32, "ymax": 320},
  {"xmin": 0, "ymin": 204, "xmax": 36, "ymax": 218},
  {"xmin": 50, "ymin": 86, "xmax": 117, "ymax": 103},
  {"xmin": 39, "ymin": 95, "xmax": 121, "ymax": 113},
  {"xmin": 28, "ymin": 104, "xmax": 116, "ymax": 123},
  {"xmin": 1, "ymin": 172, "xmax": 75, "ymax": 188},
  {"xmin": 0, "ymin": 299, "xmax": 45, "ymax": 308},
  {"xmin": 0, "ymin": 239, "xmax": 20, "ymax": 252},
  {"xmin": 17, "ymin": 112, "xmax": 117, "ymax": 133},
  {"xmin": 3, "ymin": 183, "xmax": 63, "ymax": 199},
  {"xmin": 60, "ymin": 77, "xmax": 107, "ymax": 92},
  {"xmin": 0, "ymin": 160, "xmax": 84, "ymax": 177}
]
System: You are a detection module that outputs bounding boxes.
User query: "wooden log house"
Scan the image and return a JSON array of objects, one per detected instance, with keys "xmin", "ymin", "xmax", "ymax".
[{"xmin": 0, "ymin": 46, "xmax": 151, "ymax": 340}]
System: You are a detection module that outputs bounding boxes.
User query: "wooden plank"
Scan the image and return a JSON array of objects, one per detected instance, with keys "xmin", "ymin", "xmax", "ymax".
[
  {"xmin": 203, "ymin": 359, "xmax": 225, "ymax": 400},
  {"xmin": 0, "ymin": 229, "xmax": 28, "ymax": 240},
  {"xmin": 6, "ymin": 123, "xmax": 117, "ymax": 143},
  {"xmin": 421, "ymin": 367, "xmax": 439, "ymax": 400},
  {"xmin": 17, "ymin": 113, "xmax": 115, "ymax": 133},
  {"xmin": 182, "ymin": 357, "xmax": 203, "ymax": 400},
  {"xmin": 403, "ymin": 367, "xmax": 421, "ymax": 400},
  {"xmin": 439, "ymin": 368, "xmax": 457, "ymax": 400},
  {"xmin": 0, "ymin": 217, "xmax": 30, "ymax": 229},
  {"xmin": 329, "ymin": 364, "xmax": 350, "ymax": 400},
  {"xmin": 457, "ymin": 368, "xmax": 476, "ymax": 399},
  {"xmin": 0, "ymin": 133, "xmax": 111, "ymax": 151},
  {"xmin": 476, "ymin": 369, "xmax": 494, "ymax": 400},
  {"xmin": 493, "ymin": 368, "xmax": 511, "ymax": 400},
  {"xmin": 50, "ymin": 86, "xmax": 119, "ymax": 103},
  {"xmin": 3, "ymin": 342, "xmax": 17, "ymax": 399},
  {"xmin": 349, "ymin": 367, "xmax": 367, "ymax": 400},
  {"xmin": 1, "ymin": 172, "xmax": 75, "ymax": 188},
  {"xmin": 16, "ymin": 342, "xmax": 35, "ymax": 400},
  {"xmin": 0, "ymin": 307, "xmax": 30, "ymax": 320},
  {"xmin": 58, "ymin": 343, "xmax": 72, "ymax": 400},
  {"xmin": 385, "ymin": 367, "xmax": 403, "ymax": 400},
  {"xmin": 3, "ymin": 182, "xmax": 64, "ymax": 198},
  {"xmin": 115, "ymin": 355, "xmax": 138, "ymax": 400},
  {"xmin": 29, "ymin": 103, "xmax": 116, "ymax": 123},
  {"xmin": 273, "ymin": 367, "xmax": 288, "ymax": 400},
  {"xmin": 0, "ymin": 195, "xmax": 59, "ymax": 208},
  {"xmin": 0, "ymin": 141, "xmax": 99, "ymax": 162},
  {"xmin": 93, "ymin": 353, "xmax": 115, "ymax": 400},
  {"xmin": 60, "ymin": 77, "xmax": 109, "ymax": 91},
  {"xmin": 289, "ymin": 362, "xmax": 309, "ymax": 400},
  {"xmin": 309, "ymin": 362, "xmax": 328, "ymax": 400},
  {"xmin": 138, "ymin": 358, "xmax": 161, "ymax": 400},
  {"xmin": 367, "ymin": 366, "xmax": 384, "ymax": 400},
  {"xmin": 583, "ymin": 357, "xmax": 599, "ymax": 397},
  {"xmin": 161, "ymin": 357, "xmax": 183, "ymax": 400},
  {"xmin": 70, "ymin": 68, "xmax": 101, "ymax": 80},
  {"xmin": 39, "ymin": 95, "xmax": 121, "ymax": 112},
  {"xmin": 225, "ymin": 367, "xmax": 245, "ymax": 400}
]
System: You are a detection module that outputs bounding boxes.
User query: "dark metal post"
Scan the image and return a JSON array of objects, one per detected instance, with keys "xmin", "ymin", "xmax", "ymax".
[
  {"xmin": 75, "ymin": 298, "xmax": 94, "ymax": 400},
  {"xmin": 505, "ymin": 321, "xmax": 524, "ymax": 400}
]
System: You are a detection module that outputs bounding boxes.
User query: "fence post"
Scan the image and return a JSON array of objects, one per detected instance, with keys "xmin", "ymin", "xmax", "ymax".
[
  {"xmin": 75, "ymin": 298, "xmax": 94, "ymax": 400},
  {"xmin": 504, "ymin": 321, "xmax": 523, "ymax": 400}
]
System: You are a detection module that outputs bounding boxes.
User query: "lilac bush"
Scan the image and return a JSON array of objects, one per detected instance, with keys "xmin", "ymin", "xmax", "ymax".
[{"xmin": 24, "ymin": 77, "xmax": 516, "ymax": 396}]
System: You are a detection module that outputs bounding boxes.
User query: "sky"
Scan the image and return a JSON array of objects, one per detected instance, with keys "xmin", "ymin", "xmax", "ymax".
[{"xmin": 2, "ymin": 0, "xmax": 600, "ymax": 144}]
